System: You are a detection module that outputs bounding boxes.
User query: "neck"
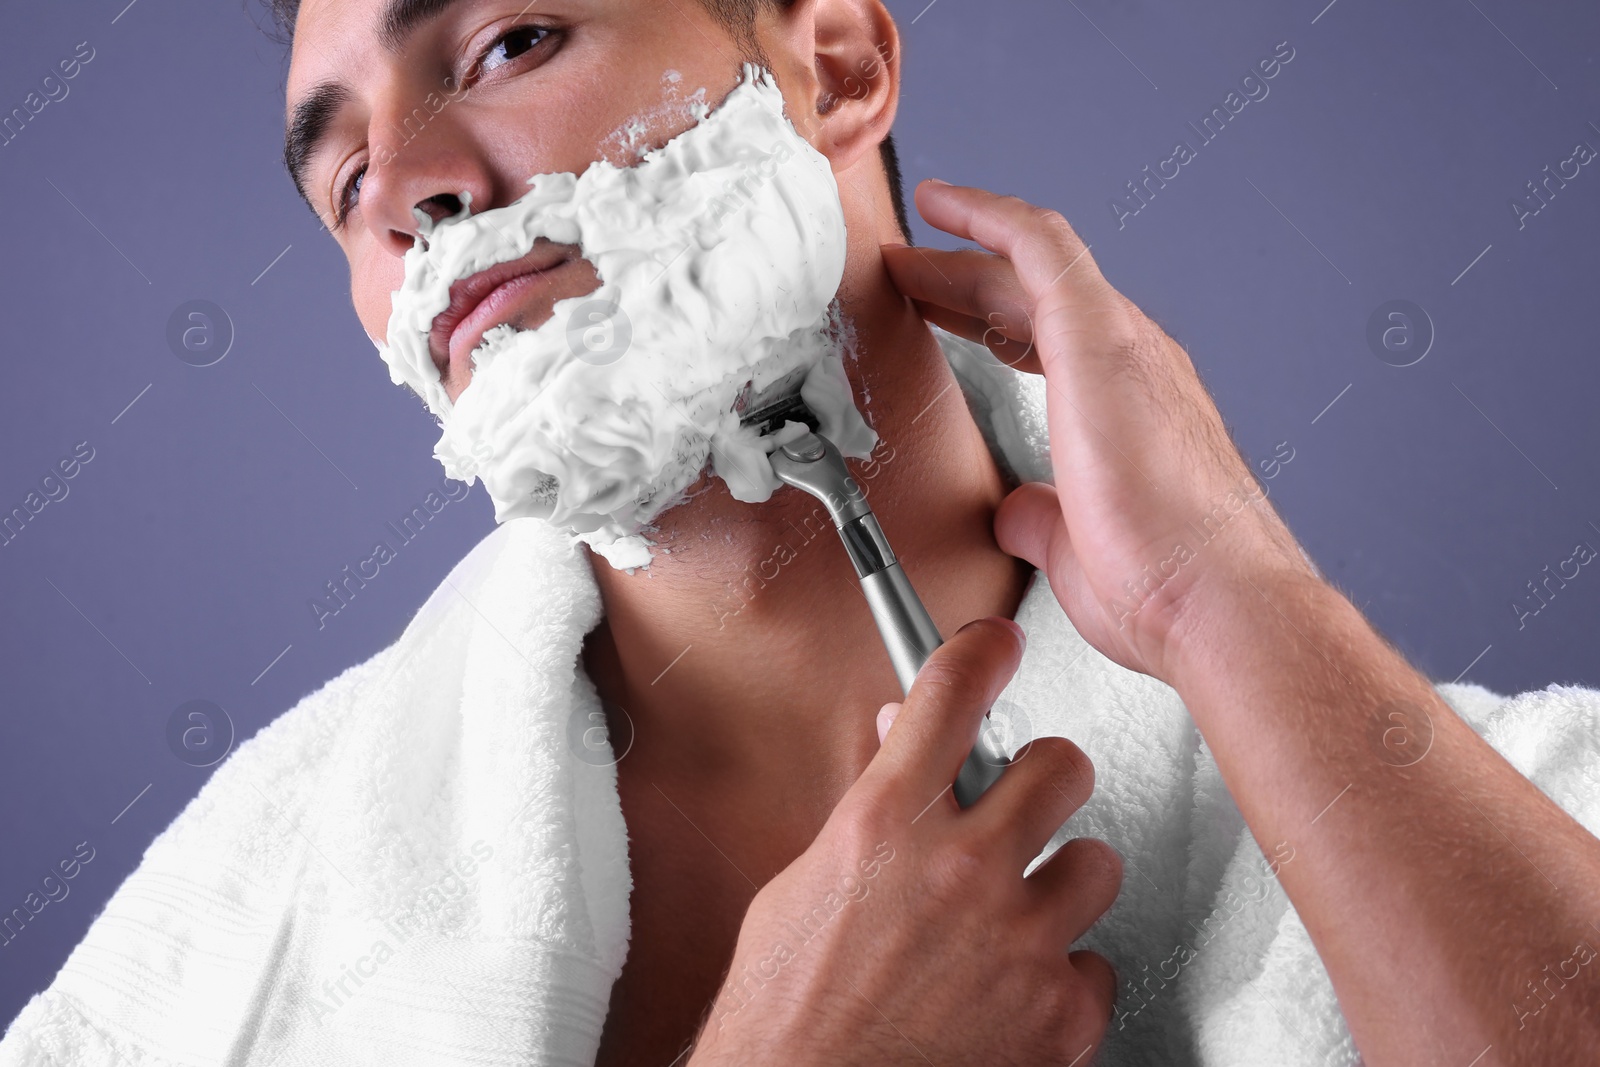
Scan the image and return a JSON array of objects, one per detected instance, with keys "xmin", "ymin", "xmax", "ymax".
[{"xmin": 579, "ymin": 249, "xmax": 1033, "ymax": 859}]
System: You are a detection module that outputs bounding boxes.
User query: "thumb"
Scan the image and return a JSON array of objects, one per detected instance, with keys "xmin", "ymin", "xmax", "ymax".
[{"xmin": 995, "ymin": 481, "xmax": 1070, "ymax": 570}]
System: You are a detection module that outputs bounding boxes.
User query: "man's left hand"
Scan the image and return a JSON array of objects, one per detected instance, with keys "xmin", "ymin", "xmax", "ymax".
[{"xmin": 882, "ymin": 180, "xmax": 1316, "ymax": 682}]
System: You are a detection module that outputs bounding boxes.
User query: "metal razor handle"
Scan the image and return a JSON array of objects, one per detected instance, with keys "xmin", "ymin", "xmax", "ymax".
[
  {"xmin": 769, "ymin": 431, "xmax": 1012, "ymax": 808},
  {"xmin": 860, "ymin": 564, "xmax": 1011, "ymax": 808}
]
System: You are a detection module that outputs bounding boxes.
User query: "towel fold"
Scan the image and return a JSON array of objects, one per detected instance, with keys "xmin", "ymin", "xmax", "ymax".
[{"xmin": 4, "ymin": 327, "xmax": 1597, "ymax": 1066}]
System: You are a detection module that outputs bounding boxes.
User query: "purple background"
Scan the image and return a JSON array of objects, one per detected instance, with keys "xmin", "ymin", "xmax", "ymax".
[{"xmin": 2, "ymin": 0, "xmax": 1597, "ymax": 1022}]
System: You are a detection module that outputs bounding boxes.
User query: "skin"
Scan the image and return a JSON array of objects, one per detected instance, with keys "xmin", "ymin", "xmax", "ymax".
[
  {"xmin": 289, "ymin": 1, "xmax": 1074, "ymax": 1061},
  {"xmin": 287, "ymin": 0, "xmax": 1600, "ymax": 1064}
]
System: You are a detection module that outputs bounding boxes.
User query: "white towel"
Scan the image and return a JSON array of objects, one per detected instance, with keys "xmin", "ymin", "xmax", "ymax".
[
  {"xmin": 3, "ymin": 328, "xmax": 1597, "ymax": 1066},
  {"xmin": 0, "ymin": 509, "xmax": 631, "ymax": 1065}
]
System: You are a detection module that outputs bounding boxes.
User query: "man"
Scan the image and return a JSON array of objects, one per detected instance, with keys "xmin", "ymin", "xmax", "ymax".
[{"xmin": 5, "ymin": 1, "xmax": 1598, "ymax": 1064}]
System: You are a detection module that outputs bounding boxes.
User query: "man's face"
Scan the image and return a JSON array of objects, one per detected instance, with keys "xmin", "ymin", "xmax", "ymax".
[{"xmin": 286, "ymin": 0, "xmax": 814, "ymax": 404}]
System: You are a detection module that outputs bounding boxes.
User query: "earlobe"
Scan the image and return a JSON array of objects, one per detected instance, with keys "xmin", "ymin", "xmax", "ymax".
[{"xmin": 809, "ymin": 0, "xmax": 900, "ymax": 170}]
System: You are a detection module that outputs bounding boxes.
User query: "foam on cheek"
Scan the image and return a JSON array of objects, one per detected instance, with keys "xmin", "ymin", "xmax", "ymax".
[
  {"xmin": 374, "ymin": 64, "xmax": 876, "ymax": 571},
  {"xmin": 602, "ymin": 69, "xmax": 706, "ymax": 165}
]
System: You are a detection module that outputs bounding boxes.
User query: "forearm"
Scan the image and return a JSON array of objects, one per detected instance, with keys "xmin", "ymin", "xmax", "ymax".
[
  {"xmin": 883, "ymin": 176, "xmax": 1600, "ymax": 1061},
  {"xmin": 1166, "ymin": 564, "xmax": 1600, "ymax": 1066}
]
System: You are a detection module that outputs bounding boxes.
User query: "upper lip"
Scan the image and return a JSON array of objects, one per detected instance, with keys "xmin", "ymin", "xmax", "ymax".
[{"xmin": 428, "ymin": 244, "xmax": 573, "ymax": 378}]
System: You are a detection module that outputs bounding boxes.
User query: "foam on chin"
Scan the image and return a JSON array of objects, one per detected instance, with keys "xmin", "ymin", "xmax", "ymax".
[{"xmin": 374, "ymin": 64, "xmax": 876, "ymax": 570}]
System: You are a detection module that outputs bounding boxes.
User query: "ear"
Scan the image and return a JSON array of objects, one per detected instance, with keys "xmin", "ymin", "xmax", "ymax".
[{"xmin": 776, "ymin": 0, "xmax": 900, "ymax": 172}]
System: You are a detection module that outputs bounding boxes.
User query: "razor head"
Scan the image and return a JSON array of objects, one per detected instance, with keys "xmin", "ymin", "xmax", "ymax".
[
  {"xmin": 767, "ymin": 429, "xmax": 872, "ymax": 527},
  {"xmin": 734, "ymin": 367, "xmax": 820, "ymax": 438}
]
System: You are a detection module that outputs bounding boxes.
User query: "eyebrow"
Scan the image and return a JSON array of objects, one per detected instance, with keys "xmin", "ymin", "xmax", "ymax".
[
  {"xmin": 379, "ymin": 0, "xmax": 463, "ymax": 54},
  {"xmin": 284, "ymin": 80, "xmax": 349, "ymax": 207},
  {"xmin": 282, "ymin": 0, "xmax": 466, "ymax": 210}
]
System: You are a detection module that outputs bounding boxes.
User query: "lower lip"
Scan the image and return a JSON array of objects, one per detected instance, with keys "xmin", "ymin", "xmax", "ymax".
[{"xmin": 448, "ymin": 261, "xmax": 570, "ymax": 377}]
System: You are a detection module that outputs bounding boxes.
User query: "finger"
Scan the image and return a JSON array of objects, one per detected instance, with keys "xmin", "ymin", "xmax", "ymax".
[
  {"xmin": 1028, "ymin": 837, "xmax": 1124, "ymax": 944},
  {"xmin": 995, "ymin": 486, "xmax": 1123, "ymax": 655},
  {"xmin": 994, "ymin": 482, "xmax": 1075, "ymax": 574},
  {"xmin": 1067, "ymin": 949, "xmax": 1119, "ymax": 1024},
  {"xmin": 876, "ymin": 701, "xmax": 901, "ymax": 745},
  {"xmin": 908, "ymin": 300, "xmax": 1044, "ymax": 376},
  {"xmin": 908, "ymin": 181, "xmax": 1114, "ymax": 311},
  {"xmin": 968, "ymin": 735, "xmax": 1095, "ymax": 872},
  {"xmin": 881, "ymin": 244, "xmax": 1035, "ymax": 345},
  {"xmin": 870, "ymin": 617, "xmax": 1026, "ymax": 817}
]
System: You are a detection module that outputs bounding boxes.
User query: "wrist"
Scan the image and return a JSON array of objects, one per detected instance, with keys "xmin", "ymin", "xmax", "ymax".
[
  {"xmin": 684, "ymin": 979, "xmax": 817, "ymax": 1067},
  {"xmin": 686, "ymin": 1020, "xmax": 833, "ymax": 1067},
  {"xmin": 1157, "ymin": 547, "xmax": 1337, "ymax": 688},
  {"xmin": 1110, "ymin": 472, "xmax": 1326, "ymax": 682},
  {"xmin": 686, "ymin": 974, "xmax": 890, "ymax": 1067}
]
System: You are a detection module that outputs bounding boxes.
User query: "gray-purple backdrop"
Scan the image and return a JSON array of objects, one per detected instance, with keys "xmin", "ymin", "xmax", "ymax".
[{"xmin": 2, "ymin": 0, "xmax": 1596, "ymax": 1021}]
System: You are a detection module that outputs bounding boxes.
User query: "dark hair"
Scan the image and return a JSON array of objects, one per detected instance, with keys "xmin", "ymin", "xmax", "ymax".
[{"xmin": 263, "ymin": 0, "xmax": 912, "ymax": 240}]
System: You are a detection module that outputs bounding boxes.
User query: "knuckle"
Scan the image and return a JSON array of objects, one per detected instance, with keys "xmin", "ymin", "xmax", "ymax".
[
  {"xmin": 1072, "ymin": 837, "xmax": 1124, "ymax": 894},
  {"xmin": 1027, "ymin": 968, "xmax": 1076, "ymax": 1026},
  {"xmin": 910, "ymin": 654, "xmax": 970, "ymax": 703},
  {"xmin": 1044, "ymin": 737, "xmax": 1096, "ymax": 793},
  {"xmin": 833, "ymin": 781, "xmax": 898, "ymax": 842},
  {"xmin": 1016, "ymin": 736, "xmax": 1095, "ymax": 802},
  {"xmin": 999, "ymin": 192, "xmax": 1040, "ymax": 217},
  {"xmin": 926, "ymin": 835, "xmax": 987, "ymax": 898},
  {"xmin": 1029, "ymin": 204, "xmax": 1075, "ymax": 241},
  {"xmin": 908, "ymin": 664, "xmax": 978, "ymax": 727},
  {"xmin": 914, "ymin": 623, "xmax": 1010, "ymax": 706},
  {"xmin": 1067, "ymin": 948, "xmax": 1118, "ymax": 1015},
  {"xmin": 1073, "ymin": 948, "xmax": 1116, "ymax": 984},
  {"xmin": 1051, "ymin": 979, "xmax": 1110, "ymax": 1051},
  {"xmin": 1020, "ymin": 223, "xmax": 1077, "ymax": 271},
  {"xmin": 1030, "ymin": 208, "xmax": 1083, "ymax": 263},
  {"xmin": 1073, "ymin": 947, "xmax": 1113, "ymax": 974}
]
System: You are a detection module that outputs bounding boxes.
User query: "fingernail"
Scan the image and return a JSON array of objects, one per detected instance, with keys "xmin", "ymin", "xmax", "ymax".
[
  {"xmin": 877, "ymin": 701, "xmax": 901, "ymax": 739},
  {"xmin": 925, "ymin": 177, "xmax": 950, "ymax": 186}
]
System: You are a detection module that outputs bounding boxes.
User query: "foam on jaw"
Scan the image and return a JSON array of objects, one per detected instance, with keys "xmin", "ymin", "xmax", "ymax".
[{"xmin": 374, "ymin": 64, "xmax": 876, "ymax": 570}]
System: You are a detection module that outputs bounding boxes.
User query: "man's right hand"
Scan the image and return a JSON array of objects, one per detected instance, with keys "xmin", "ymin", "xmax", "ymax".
[{"xmin": 688, "ymin": 617, "xmax": 1122, "ymax": 1066}]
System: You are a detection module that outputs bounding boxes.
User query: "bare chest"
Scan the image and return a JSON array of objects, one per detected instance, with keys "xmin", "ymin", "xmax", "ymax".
[{"xmin": 592, "ymin": 775, "xmax": 756, "ymax": 1066}]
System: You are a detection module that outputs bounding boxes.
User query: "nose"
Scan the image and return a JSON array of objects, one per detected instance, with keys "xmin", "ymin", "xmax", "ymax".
[
  {"xmin": 414, "ymin": 191, "xmax": 467, "ymax": 231},
  {"xmin": 357, "ymin": 86, "xmax": 493, "ymax": 257}
]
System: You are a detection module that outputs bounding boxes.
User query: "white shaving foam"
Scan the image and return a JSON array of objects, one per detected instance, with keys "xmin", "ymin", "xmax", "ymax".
[{"xmin": 375, "ymin": 64, "xmax": 876, "ymax": 570}]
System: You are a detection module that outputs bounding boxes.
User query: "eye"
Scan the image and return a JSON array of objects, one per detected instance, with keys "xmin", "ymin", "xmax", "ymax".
[
  {"xmin": 333, "ymin": 162, "xmax": 367, "ymax": 229},
  {"xmin": 474, "ymin": 24, "xmax": 553, "ymax": 78}
]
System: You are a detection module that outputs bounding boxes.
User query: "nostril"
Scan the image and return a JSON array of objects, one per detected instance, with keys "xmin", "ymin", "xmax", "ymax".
[{"xmin": 416, "ymin": 192, "xmax": 463, "ymax": 224}]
